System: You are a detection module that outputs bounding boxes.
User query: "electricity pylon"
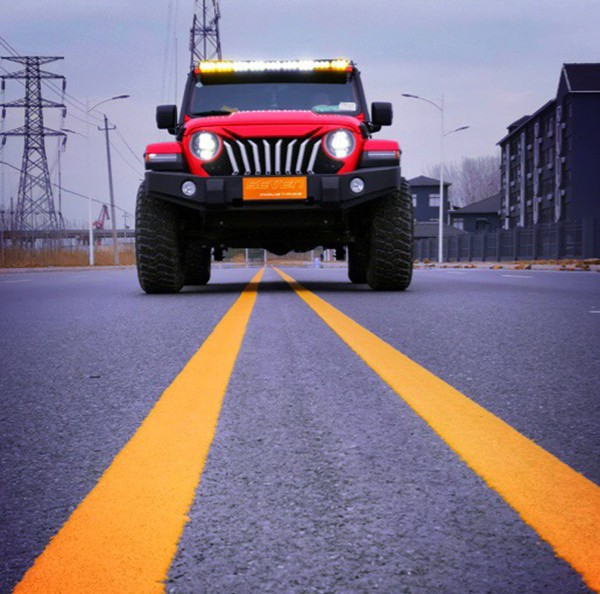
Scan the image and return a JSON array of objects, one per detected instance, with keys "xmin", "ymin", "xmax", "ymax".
[
  {"xmin": 0, "ymin": 56, "xmax": 66, "ymax": 233},
  {"xmin": 189, "ymin": 0, "xmax": 222, "ymax": 67}
]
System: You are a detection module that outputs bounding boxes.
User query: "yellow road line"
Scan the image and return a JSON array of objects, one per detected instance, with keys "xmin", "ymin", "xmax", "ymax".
[
  {"xmin": 275, "ymin": 268, "xmax": 600, "ymax": 592},
  {"xmin": 15, "ymin": 269, "xmax": 264, "ymax": 594}
]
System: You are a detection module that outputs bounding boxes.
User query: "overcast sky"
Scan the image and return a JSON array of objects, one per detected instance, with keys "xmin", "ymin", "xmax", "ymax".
[{"xmin": 1, "ymin": 0, "xmax": 599, "ymax": 224}]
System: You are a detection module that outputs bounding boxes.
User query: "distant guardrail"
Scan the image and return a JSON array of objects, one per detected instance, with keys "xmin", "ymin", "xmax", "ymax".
[
  {"xmin": 1, "ymin": 229, "xmax": 132, "ymax": 241},
  {"xmin": 414, "ymin": 219, "xmax": 599, "ymax": 261}
]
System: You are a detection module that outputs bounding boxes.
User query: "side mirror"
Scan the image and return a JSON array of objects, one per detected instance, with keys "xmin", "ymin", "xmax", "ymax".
[
  {"xmin": 371, "ymin": 102, "xmax": 393, "ymax": 126},
  {"xmin": 156, "ymin": 104, "xmax": 178, "ymax": 133}
]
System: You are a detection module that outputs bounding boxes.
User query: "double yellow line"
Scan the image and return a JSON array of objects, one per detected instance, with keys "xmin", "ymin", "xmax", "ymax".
[
  {"xmin": 15, "ymin": 270, "xmax": 264, "ymax": 594},
  {"xmin": 15, "ymin": 268, "xmax": 600, "ymax": 593}
]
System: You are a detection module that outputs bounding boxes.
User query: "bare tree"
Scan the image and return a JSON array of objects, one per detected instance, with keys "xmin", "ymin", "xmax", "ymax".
[{"xmin": 426, "ymin": 154, "xmax": 501, "ymax": 207}]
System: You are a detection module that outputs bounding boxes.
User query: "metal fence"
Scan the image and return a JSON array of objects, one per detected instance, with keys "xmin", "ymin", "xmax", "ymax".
[{"xmin": 414, "ymin": 219, "xmax": 599, "ymax": 262}]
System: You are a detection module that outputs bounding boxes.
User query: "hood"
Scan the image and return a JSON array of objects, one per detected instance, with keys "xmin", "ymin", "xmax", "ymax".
[{"xmin": 183, "ymin": 110, "xmax": 363, "ymax": 138}]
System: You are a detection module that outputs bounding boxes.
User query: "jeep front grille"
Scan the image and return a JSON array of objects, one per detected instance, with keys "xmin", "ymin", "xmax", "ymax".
[{"xmin": 202, "ymin": 136, "xmax": 343, "ymax": 176}]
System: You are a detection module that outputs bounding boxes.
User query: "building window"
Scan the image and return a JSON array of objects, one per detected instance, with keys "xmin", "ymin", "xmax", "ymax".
[
  {"xmin": 543, "ymin": 116, "xmax": 555, "ymax": 137},
  {"xmin": 543, "ymin": 146, "xmax": 554, "ymax": 167},
  {"xmin": 541, "ymin": 177, "xmax": 554, "ymax": 195},
  {"xmin": 412, "ymin": 193, "xmax": 417, "ymax": 207},
  {"xmin": 526, "ymin": 128, "xmax": 534, "ymax": 145},
  {"xmin": 453, "ymin": 218, "xmax": 464, "ymax": 230},
  {"xmin": 429, "ymin": 193, "xmax": 440, "ymax": 207},
  {"xmin": 475, "ymin": 218, "xmax": 489, "ymax": 232}
]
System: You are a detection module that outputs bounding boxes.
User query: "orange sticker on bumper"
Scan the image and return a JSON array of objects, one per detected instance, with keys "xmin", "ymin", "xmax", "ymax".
[{"xmin": 243, "ymin": 177, "xmax": 307, "ymax": 200}]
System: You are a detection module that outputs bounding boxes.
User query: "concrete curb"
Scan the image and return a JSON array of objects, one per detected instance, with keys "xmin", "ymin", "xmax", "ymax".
[
  {"xmin": 0, "ymin": 265, "xmax": 136, "ymax": 275},
  {"xmin": 2, "ymin": 261, "xmax": 599, "ymax": 275},
  {"xmin": 414, "ymin": 262, "xmax": 600, "ymax": 272}
]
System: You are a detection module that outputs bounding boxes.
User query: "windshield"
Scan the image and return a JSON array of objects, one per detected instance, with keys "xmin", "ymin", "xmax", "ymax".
[{"xmin": 189, "ymin": 81, "xmax": 361, "ymax": 116}]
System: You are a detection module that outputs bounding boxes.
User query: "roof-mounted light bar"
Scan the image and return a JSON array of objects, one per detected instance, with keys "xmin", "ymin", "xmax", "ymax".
[{"xmin": 196, "ymin": 59, "xmax": 352, "ymax": 74}]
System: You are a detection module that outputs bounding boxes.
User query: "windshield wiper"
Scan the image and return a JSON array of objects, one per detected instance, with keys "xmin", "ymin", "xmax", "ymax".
[{"xmin": 192, "ymin": 110, "xmax": 234, "ymax": 117}]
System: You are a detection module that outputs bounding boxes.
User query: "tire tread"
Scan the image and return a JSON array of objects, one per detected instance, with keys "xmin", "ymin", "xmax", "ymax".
[
  {"xmin": 366, "ymin": 179, "xmax": 414, "ymax": 291},
  {"xmin": 135, "ymin": 183, "xmax": 184, "ymax": 294}
]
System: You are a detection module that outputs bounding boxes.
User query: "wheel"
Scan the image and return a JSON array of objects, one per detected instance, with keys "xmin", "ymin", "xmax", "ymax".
[
  {"xmin": 135, "ymin": 182, "xmax": 184, "ymax": 294},
  {"xmin": 366, "ymin": 178, "xmax": 413, "ymax": 291},
  {"xmin": 348, "ymin": 242, "xmax": 368, "ymax": 283},
  {"xmin": 183, "ymin": 240, "xmax": 211, "ymax": 286}
]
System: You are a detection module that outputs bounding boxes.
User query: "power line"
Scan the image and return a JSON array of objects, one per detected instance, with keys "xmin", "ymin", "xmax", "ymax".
[
  {"xmin": 1, "ymin": 36, "xmax": 140, "ymax": 213},
  {"xmin": 62, "ymin": 109, "xmax": 91, "ymax": 130},
  {"xmin": 2, "ymin": 35, "xmax": 139, "ymax": 156},
  {"xmin": 0, "ymin": 36, "xmax": 19, "ymax": 57},
  {"xmin": 0, "ymin": 159, "xmax": 133, "ymax": 216},
  {"xmin": 1, "ymin": 39, "xmax": 104, "ymax": 125},
  {"xmin": 62, "ymin": 184, "xmax": 133, "ymax": 216},
  {"xmin": 114, "ymin": 126, "xmax": 143, "ymax": 165},
  {"xmin": 52, "ymin": 89, "xmax": 103, "ymax": 124},
  {"xmin": 173, "ymin": 0, "xmax": 179, "ymax": 103},
  {"xmin": 161, "ymin": 0, "xmax": 174, "ymax": 103},
  {"xmin": 0, "ymin": 63, "xmax": 25, "ymax": 87},
  {"xmin": 109, "ymin": 140, "xmax": 143, "ymax": 177}
]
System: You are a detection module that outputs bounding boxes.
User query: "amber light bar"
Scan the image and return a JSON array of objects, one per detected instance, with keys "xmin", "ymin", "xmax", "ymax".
[{"xmin": 196, "ymin": 59, "xmax": 352, "ymax": 74}]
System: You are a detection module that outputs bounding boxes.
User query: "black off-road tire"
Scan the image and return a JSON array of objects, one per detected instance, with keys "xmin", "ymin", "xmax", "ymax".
[
  {"xmin": 135, "ymin": 182, "xmax": 184, "ymax": 294},
  {"xmin": 183, "ymin": 240, "xmax": 211, "ymax": 286},
  {"xmin": 366, "ymin": 178, "xmax": 413, "ymax": 291},
  {"xmin": 348, "ymin": 242, "xmax": 368, "ymax": 283}
]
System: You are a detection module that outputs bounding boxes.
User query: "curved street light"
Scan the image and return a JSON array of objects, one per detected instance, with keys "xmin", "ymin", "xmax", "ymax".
[
  {"xmin": 402, "ymin": 93, "xmax": 469, "ymax": 263},
  {"xmin": 88, "ymin": 94, "xmax": 130, "ymax": 114}
]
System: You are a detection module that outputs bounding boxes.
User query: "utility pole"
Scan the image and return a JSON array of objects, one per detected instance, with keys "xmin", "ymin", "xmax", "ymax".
[
  {"xmin": 88, "ymin": 94, "xmax": 128, "ymax": 266},
  {"xmin": 0, "ymin": 56, "xmax": 66, "ymax": 239},
  {"xmin": 0, "ymin": 208, "xmax": 5, "ymax": 265},
  {"xmin": 190, "ymin": 0, "xmax": 222, "ymax": 67},
  {"xmin": 98, "ymin": 114, "xmax": 119, "ymax": 265},
  {"xmin": 439, "ymin": 94, "xmax": 445, "ymax": 264}
]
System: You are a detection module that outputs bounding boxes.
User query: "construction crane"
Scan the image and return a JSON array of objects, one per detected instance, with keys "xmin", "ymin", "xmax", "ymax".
[{"xmin": 93, "ymin": 205, "xmax": 109, "ymax": 230}]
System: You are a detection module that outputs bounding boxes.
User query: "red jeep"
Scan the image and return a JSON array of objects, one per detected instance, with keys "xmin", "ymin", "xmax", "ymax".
[{"xmin": 137, "ymin": 59, "xmax": 413, "ymax": 292}]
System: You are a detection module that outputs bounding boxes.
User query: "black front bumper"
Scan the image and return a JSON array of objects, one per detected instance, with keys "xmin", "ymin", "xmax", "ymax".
[{"xmin": 145, "ymin": 167, "xmax": 400, "ymax": 211}]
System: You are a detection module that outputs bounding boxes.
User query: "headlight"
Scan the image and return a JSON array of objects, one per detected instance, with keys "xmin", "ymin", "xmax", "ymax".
[
  {"xmin": 190, "ymin": 131, "xmax": 220, "ymax": 161},
  {"xmin": 324, "ymin": 129, "xmax": 355, "ymax": 159}
]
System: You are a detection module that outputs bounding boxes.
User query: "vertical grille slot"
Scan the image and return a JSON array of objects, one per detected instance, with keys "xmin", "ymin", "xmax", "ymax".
[
  {"xmin": 284, "ymin": 139, "xmax": 297, "ymax": 175},
  {"xmin": 295, "ymin": 139, "xmax": 310, "ymax": 174},
  {"xmin": 248, "ymin": 140, "xmax": 261, "ymax": 175},
  {"xmin": 274, "ymin": 139, "xmax": 282, "ymax": 174},
  {"xmin": 306, "ymin": 141, "xmax": 321, "ymax": 174},
  {"xmin": 236, "ymin": 140, "xmax": 252, "ymax": 175},
  {"xmin": 223, "ymin": 141, "xmax": 239, "ymax": 175},
  {"xmin": 202, "ymin": 135, "xmax": 343, "ymax": 177},
  {"xmin": 263, "ymin": 140, "xmax": 272, "ymax": 175}
]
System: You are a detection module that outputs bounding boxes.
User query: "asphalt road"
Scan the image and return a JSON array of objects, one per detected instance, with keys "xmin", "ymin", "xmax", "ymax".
[{"xmin": 1, "ymin": 266, "xmax": 598, "ymax": 594}]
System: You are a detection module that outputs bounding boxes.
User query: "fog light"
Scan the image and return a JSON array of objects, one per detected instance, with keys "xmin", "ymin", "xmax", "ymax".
[
  {"xmin": 181, "ymin": 181, "xmax": 197, "ymax": 196},
  {"xmin": 350, "ymin": 177, "xmax": 364, "ymax": 193}
]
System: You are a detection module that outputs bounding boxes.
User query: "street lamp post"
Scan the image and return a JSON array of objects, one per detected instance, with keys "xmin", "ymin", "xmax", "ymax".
[
  {"xmin": 402, "ymin": 93, "xmax": 468, "ymax": 263},
  {"xmin": 62, "ymin": 127, "xmax": 92, "ymax": 261},
  {"xmin": 88, "ymin": 94, "xmax": 129, "ymax": 266},
  {"xmin": 438, "ymin": 95, "xmax": 445, "ymax": 265}
]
